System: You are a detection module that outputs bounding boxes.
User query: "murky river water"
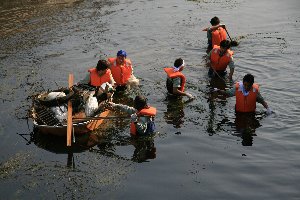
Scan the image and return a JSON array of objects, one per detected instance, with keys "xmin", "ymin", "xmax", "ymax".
[{"xmin": 0, "ymin": 0, "xmax": 300, "ymax": 199}]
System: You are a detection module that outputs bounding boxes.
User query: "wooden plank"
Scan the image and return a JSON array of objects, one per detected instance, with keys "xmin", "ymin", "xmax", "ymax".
[
  {"xmin": 87, "ymin": 110, "xmax": 110, "ymax": 131},
  {"xmin": 67, "ymin": 74, "xmax": 74, "ymax": 146}
]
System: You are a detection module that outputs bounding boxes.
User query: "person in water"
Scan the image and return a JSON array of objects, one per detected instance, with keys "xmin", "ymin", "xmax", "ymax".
[
  {"xmin": 202, "ymin": 16, "xmax": 227, "ymax": 49},
  {"xmin": 78, "ymin": 59, "xmax": 115, "ymax": 101},
  {"xmin": 108, "ymin": 50, "xmax": 139, "ymax": 91},
  {"xmin": 108, "ymin": 95, "xmax": 156, "ymax": 136},
  {"xmin": 164, "ymin": 58, "xmax": 194, "ymax": 99},
  {"xmin": 208, "ymin": 40, "xmax": 235, "ymax": 81},
  {"xmin": 79, "ymin": 59, "xmax": 115, "ymax": 87},
  {"xmin": 214, "ymin": 73, "xmax": 272, "ymax": 114}
]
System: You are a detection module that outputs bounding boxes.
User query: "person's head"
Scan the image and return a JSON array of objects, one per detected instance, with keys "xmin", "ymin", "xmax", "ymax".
[
  {"xmin": 134, "ymin": 95, "xmax": 148, "ymax": 111},
  {"xmin": 96, "ymin": 60, "xmax": 110, "ymax": 75},
  {"xmin": 243, "ymin": 74, "xmax": 254, "ymax": 92},
  {"xmin": 210, "ymin": 16, "xmax": 220, "ymax": 26},
  {"xmin": 116, "ymin": 50, "xmax": 127, "ymax": 64},
  {"xmin": 220, "ymin": 40, "xmax": 231, "ymax": 49},
  {"xmin": 220, "ymin": 40, "xmax": 231, "ymax": 54},
  {"xmin": 174, "ymin": 58, "xmax": 185, "ymax": 71}
]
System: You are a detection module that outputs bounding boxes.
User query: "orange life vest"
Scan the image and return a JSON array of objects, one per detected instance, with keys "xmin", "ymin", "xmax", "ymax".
[
  {"xmin": 164, "ymin": 68, "xmax": 186, "ymax": 92},
  {"xmin": 130, "ymin": 106, "xmax": 157, "ymax": 136},
  {"xmin": 108, "ymin": 57, "xmax": 132, "ymax": 86},
  {"xmin": 211, "ymin": 27, "xmax": 227, "ymax": 47},
  {"xmin": 210, "ymin": 45, "xmax": 234, "ymax": 71},
  {"xmin": 235, "ymin": 82, "xmax": 259, "ymax": 112},
  {"xmin": 88, "ymin": 68, "xmax": 112, "ymax": 87}
]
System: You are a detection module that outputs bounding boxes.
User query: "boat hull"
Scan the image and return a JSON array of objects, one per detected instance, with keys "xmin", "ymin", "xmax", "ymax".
[{"xmin": 33, "ymin": 110, "xmax": 110, "ymax": 136}]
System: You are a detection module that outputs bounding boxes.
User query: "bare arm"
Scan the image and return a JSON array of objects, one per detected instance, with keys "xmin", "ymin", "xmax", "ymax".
[
  {"xmin": 202, "ymin": 24, "xmax": 226, "ymax": 31},
  {"xmin": 109, "ymin": 102, "xmax": 136, "ymax": 115},
  {"xmin": 261, "ymin": 101, "xmax": 269, "ymax": 109},
  {"xmin": 215, "ymin": 87, "xmax": 235, "ymax": 98},
  {"xmin": 256, "ymin": 92, "xmax": 269, "ymax": 109},
  {"xmin": 109, "ymin": 73, "xmax": 115, "ymax": 85},
  {"xmin": 172, "ymin": 87, "xmax": 186, "ymax": 96},
  {"xmin": 228, "ymin": 56, "xmax": 235, "ymax": 81},
  {"xmin": 257, "ymin": 92, "xmax": 272, "ymax": 114},
  {"xmin": 228, "ymin": 68, "xmax": 234, "ymax": 81},
  {"xmin": 172, "ymin": 87, "xmax": 194, "ymax": 99}
]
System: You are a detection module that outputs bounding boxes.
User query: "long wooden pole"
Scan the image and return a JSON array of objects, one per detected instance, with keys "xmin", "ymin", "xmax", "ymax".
[{"xmin": 67, "ymin": 74, "xmax": 74, "ymax": 146}]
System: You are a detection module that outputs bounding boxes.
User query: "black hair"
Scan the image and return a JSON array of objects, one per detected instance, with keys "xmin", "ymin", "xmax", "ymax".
[
  {"xmin": 96, "ymin": 60, "xmax": 109, "ymax": 71},
  {"xmin": 134, "ymin": 95, "xmax": 148, "ymax": 111},
  {"xmin": 220, "ymin": 40, "xmax": 231, "ymax": 49},
  {"xmin": 210, "ymin": 16, "xmax": 220, "ymax": 26},
  {"xmin": 174, "ymin": 58, "xmax": 184, "ymax": 68},
  {"xmin": 243, "ymin": 74, "xmax": 254, "ymax": 85}
]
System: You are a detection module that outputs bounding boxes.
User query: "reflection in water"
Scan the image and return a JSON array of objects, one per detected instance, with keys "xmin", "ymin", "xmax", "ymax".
[
  {"xmin": 206, "ymin": 97, "xmax": 216, "ymax": 135},
  {"xmin": 17, "ymin": 128, "xmax": 95, "ymax": 168},
  {"xmin": 21, "ymin": 119, "xmax": 157, "ymax": 164},
  {"xmin": 131, "ymin": 137, "xmax": 156, "ymax": 163},
  {"xmin": 206, "ymin": 76, "xmax": 228, "ymax": 135},
  {"xmin": 232, "ymin": 112, "xmax": 262, "ymax": 146},
  {"xmin": 91, "ymin": 134, "xmax": 156, "ymax": 163},
  {"xmin": 28, "ymin": 128, "xmax": 92, "ymax": 154},
  {"xmin": 163, "ymin": 94, "xmax": 185, "ymax": 128},
  {"xmin": 209, "ymin": 111, "xmax": 263, "ymax": 146}
]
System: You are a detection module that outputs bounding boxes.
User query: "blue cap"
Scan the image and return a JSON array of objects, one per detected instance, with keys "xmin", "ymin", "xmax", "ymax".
[{"xmin": 117, "ymin": 50, "xmax": 127, "ymax": 57}]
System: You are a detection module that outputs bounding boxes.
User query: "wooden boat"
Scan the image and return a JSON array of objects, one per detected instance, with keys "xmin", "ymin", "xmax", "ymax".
[
  {"xmin": 31, "ymin": 85, "xmax": 112, "ymax": 137},
  {"xmin": 32, "ymin": 109, "xmax": 110, "ymax": 136}
]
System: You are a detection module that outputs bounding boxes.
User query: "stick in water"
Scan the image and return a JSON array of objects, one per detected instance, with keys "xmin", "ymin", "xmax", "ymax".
[{"xmin": 225, "ymin": 28, "xmax": 238, "ymax": 46}]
